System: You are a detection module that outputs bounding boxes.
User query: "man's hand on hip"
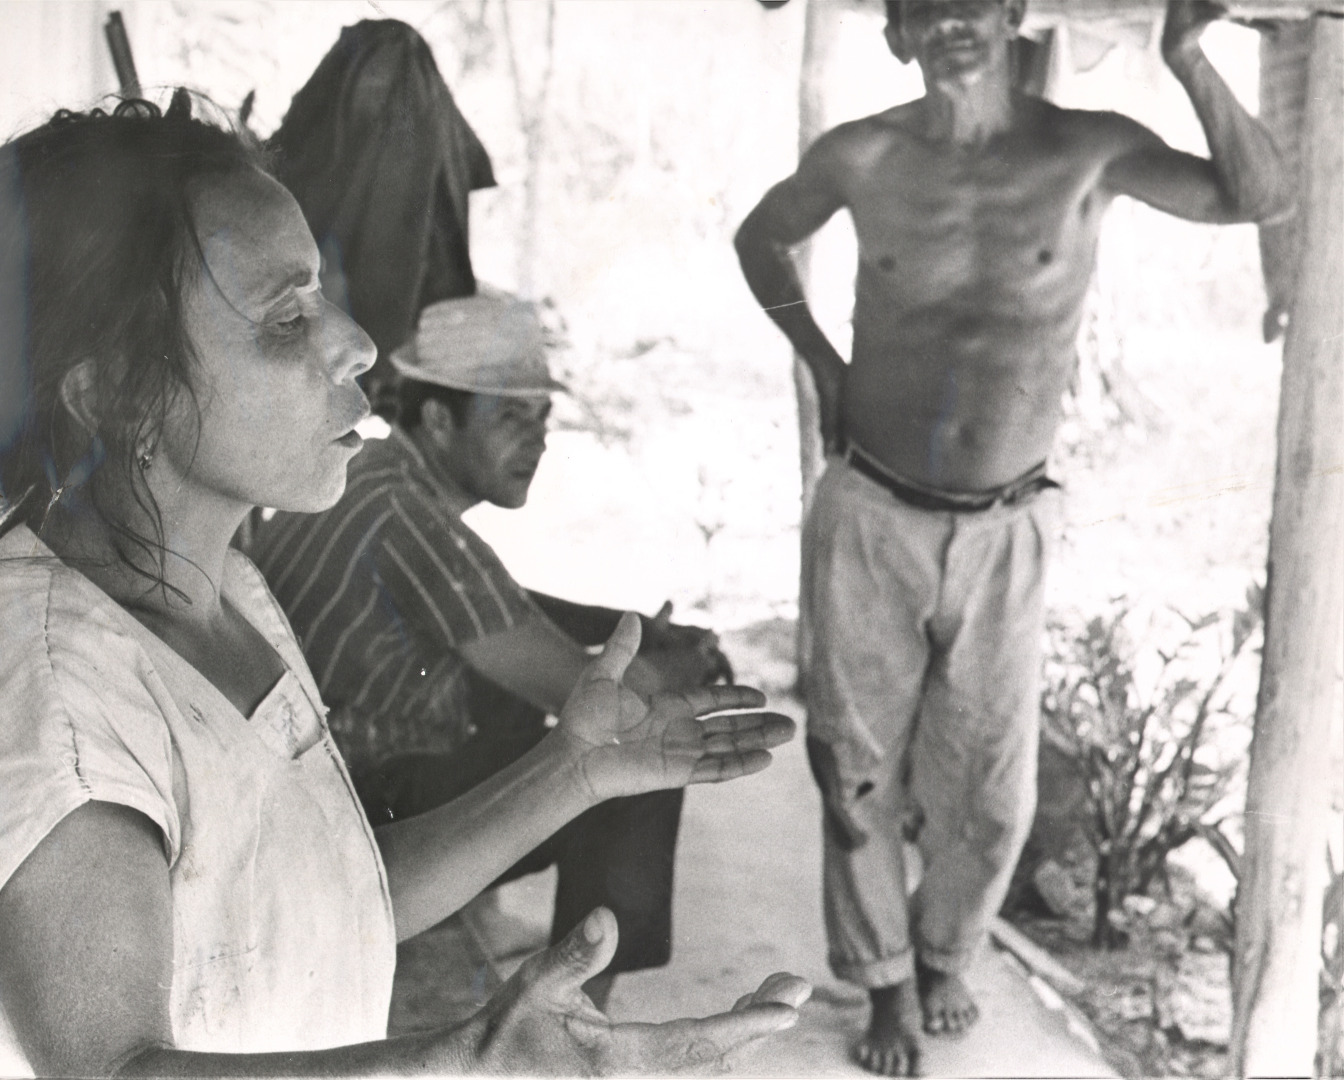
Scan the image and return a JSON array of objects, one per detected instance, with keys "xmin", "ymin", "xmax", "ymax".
[{"xmin": 811, "ymin": 352, "xmax": 847, "ymax": 453}]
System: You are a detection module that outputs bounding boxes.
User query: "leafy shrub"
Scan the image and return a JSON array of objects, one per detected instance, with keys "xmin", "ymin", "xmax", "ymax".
[
  {"xmin": 1322, "ymin": 852, "xmax": 1343, "ymax": 1077},
  {"xmin": 1040, "ymin": 590, "xmax": 1262, "ymax": 948}
]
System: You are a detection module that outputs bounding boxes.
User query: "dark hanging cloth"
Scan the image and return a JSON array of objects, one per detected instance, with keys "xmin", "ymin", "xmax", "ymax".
[{"xmin": 268, "ymin": 20, "xmax": 495, "ymax": 394}]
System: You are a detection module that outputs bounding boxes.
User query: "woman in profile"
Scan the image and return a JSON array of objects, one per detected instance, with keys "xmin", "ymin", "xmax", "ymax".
[{"xmin": 0, "ymin": 96, "xmax": 805, "ymax": 1077}]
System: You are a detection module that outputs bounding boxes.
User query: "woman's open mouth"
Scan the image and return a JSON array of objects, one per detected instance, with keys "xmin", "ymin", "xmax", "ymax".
[{"xmin": 334, "ymin": 396, "xmax": 372, "ymax": 449}]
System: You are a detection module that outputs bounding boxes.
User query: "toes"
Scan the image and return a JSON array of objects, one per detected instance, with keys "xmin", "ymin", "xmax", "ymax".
[
  {"xmin": 954, "ymin": 1003, "xmax": 979, "ymax": 1033},
  {"xmin": 853, "ymin": 1038, "xmax": 920, "ymax": 1076},
  {"xmin": 949, "ymin": 1000, "xmax": 978, "ymax": 1034},
  {"xmin": 853, "ymin": 1041, "xmax": 882, "ymax": 1075},
  {"xmin": 925, "ymin": 1001, "xmax": 978, "ymax": 1036},
  {"xmin": 891, "ymin": 1044, "xmax": 919, "ymax": 1076}
]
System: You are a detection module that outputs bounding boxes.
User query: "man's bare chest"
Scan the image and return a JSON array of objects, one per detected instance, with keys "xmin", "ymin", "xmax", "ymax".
[{"xmin": 847, "ymin": 140, "xmax": 1110, "ymax": 293}]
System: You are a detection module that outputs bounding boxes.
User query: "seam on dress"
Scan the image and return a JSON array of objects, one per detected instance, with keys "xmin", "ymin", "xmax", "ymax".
[{"xmin": 42, "ymin": 567, "xmax": 93, "ymax": 796}]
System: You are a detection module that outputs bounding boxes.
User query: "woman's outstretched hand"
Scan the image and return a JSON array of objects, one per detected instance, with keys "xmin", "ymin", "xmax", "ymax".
[
  {"xmin": 555, "ymin": 613, "xmax": 796, "ymax": 801},
  {"xmin": 434, "ymin": 906, "xmax": 811, "ymax": 1076}
]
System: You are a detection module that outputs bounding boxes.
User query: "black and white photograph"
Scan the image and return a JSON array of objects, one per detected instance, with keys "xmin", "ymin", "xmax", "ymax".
[{"xmin": 0, "ymin": 1, "xmax": 1340, "ymax": 1076}]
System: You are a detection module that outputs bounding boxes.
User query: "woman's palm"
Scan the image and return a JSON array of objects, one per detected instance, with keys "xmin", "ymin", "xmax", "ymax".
[{"xmin": 555, "ymin": 614, "xmax": 794, "ymax": 801}]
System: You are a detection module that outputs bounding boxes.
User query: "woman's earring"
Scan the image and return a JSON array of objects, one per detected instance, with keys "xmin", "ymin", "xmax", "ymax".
[
  {"xmin": 44, "ymin": 482, "xmax": 66, "ymax": 514},
  {"xmin": 137, "ymin": 442, "xmax": 155, "ymax": 472}
]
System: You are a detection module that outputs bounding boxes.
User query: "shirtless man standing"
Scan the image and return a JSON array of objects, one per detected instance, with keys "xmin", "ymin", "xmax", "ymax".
[{"xmin": 734, "ymin": 1, "xmax": 1287, "ymax": 1073}]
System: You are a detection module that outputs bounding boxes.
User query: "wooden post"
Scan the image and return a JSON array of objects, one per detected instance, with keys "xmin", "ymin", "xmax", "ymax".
[
  {"xmin": 1257, "ymin": 19, "xmax": 1314, "ymax": 343},
  {"xmin": 1023, "ymin": 1, "xmax": 1344, "ymax": 20},
  {"xmin": 500, "ymin": 0, "xmax": 557, "ymax": 301},
  {"xmin": 1231, "ymin": 14, "xmax": 1344, "ymax": 1078}
]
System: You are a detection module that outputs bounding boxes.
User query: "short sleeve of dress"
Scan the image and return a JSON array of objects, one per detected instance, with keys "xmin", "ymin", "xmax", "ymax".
[{"xmin": 0, "ymin": 555, "xmax": 180, "ymax": 893}]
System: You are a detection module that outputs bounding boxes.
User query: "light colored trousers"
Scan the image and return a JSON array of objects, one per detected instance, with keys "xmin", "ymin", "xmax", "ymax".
[{"xmin": 801, "ymin": 457, "xmax": 1059, "ymax": 988}]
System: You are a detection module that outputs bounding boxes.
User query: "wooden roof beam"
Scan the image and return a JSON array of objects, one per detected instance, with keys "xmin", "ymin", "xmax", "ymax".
[{"xmin": 1022, "ymin": 1, "xmax": 1344, "ymax": 20}]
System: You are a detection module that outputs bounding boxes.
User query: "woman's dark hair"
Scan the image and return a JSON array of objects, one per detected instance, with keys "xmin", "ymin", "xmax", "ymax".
[
  {"xmin": 396, "ymin": 379, "xmax": 475, "ymax": 432},
  {"xmin": 0, "ymin": 92, "xmax": 268, "ymax": 574}
]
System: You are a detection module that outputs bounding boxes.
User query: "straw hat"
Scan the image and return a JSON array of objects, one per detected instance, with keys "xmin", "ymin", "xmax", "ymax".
[{"xmin": 389, "ymin": 290, "xmax": 566, "ymax": 397}]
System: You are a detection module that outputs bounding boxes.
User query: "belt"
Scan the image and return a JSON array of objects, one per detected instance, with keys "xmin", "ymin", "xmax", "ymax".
[{"xmin": 839, "ymin": 441, "xmax": 1059, "ymax": 513}]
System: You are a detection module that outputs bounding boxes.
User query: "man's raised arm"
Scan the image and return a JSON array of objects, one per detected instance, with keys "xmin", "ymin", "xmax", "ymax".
[
  {"xmin": 1103, "ymin": 0, "xmax": 1290, "ymax": 224},
  {"xmin": 734, "ymin": 133, "xmax": 853, "ymax": 448}
]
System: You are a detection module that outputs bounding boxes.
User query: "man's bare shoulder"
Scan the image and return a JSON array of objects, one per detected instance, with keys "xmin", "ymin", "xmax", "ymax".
[
  {"xmin": 805, "ymin": 103, "xmax": 923, "ymax": 172},
  {"xmin": 1028, "ymin": 96, "xmax": 1162, "ymax": 158}
]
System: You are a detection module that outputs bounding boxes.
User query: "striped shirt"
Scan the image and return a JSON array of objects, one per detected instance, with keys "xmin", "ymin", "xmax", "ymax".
[{"xmin": 252, "ymin": 426, "xmax": 539, "ymax": 773}]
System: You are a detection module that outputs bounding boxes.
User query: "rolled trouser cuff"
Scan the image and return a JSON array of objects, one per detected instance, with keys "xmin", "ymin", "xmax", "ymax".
[
  {"xmin": 912, "ymin": 938, "xmax": 982, "ymax": 976},
  {"xmin": 830, "ymin": 948, "xmax": 917, "ymax": 990}
]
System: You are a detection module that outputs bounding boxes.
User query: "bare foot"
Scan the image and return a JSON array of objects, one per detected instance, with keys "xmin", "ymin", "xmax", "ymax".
[
  {"xmin": 916, "ymin": 959, "xmax": 979, "ymax": 1036},
  {"xmin": 852, "ymin": 982, "xmax": 922, "ymax": 1076}
]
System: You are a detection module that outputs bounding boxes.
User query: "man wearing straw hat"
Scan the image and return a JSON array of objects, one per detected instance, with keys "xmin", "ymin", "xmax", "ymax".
[{"xmin": 254, "ymin": 291, "xmax": 728, "ymax": 1007}]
